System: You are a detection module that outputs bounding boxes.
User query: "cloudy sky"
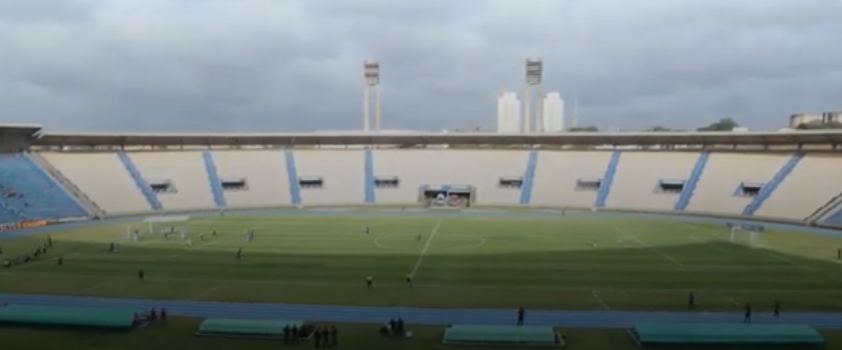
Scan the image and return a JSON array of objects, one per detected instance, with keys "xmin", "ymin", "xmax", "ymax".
[{"xmin": 1, "ymin": 0, "xmax": 840, "ymax": 133}]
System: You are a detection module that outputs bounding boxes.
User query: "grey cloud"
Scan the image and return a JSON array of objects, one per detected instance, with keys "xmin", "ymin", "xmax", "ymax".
[{"xmin": 0, "ymin": 0, "xmax": 840, "ymax": 133}]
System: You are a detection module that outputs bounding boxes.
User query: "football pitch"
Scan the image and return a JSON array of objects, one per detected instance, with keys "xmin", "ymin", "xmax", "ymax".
[{"xmin": 3, "ymin": 211, "xmax": 842, "ymax": 311}]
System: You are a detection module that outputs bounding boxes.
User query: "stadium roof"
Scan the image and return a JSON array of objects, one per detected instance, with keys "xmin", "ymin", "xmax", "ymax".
[
  {"xmin": 28, "ymin": 129, "xmax": 842, "ymax": 147},
  {"xmin": 0, "ymin": 123, "xmax": 43, "ymax": 139}
]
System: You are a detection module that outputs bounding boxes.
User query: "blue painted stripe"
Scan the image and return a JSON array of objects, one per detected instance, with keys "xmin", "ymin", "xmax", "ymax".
[
  {"xmin": 595, "ymin": 151, "xmax": 621, "ymax": 208},
  {"xmin": 743, "ymin": 153, "xmax": 803, "ymax": 215},
  {"xmin": 519, "ymin": 150, "xmax": 539, "ymax": 204},
  {"xmin": 202, "ymin": 151, "xmax": 226, "ymax": 207},
  {"xmin": 284, "ymin": 150, "xmax": 302, "ymax": 205},
  {"xmin": 117, "ymin": 152, "xmax": 161, "ymax": 210},
  {"xmin": 675, "ymin": 152, "xmax": 709, "ymax": 211},
  {"xmin": 364, "ymin": 149, "xmax": 375, "ymax": 203}
]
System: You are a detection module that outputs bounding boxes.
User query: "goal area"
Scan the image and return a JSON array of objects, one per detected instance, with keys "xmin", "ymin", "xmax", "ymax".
[
  {"xmin": 124, "ymin": 215, "xmax": 191, "ymax": 240},
  {"xmin": 727, "ymin": 222, "xmax": 765, "ymax": 248}
]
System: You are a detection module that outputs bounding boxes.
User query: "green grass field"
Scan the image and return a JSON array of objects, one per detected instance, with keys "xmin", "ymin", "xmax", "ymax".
[{"xmin": 4, "ymin": 211, "xmax": 842, "ymax": 349}]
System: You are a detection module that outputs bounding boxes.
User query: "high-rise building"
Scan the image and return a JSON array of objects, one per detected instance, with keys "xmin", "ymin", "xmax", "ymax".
[
  {"xmin": 541, "ymin": 92, "xmax": 565, "ymax": 132},
  {"xmin": 496, "ymin": 92, "xmax": 522, "ymax": 133},
  {"xmin": 789, "ymin": 111, "xmax": 842, "ymax": 128}
]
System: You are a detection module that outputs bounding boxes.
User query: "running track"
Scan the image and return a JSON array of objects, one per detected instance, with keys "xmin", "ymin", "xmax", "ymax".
[
  {"xmin": 3, "ymin": 293, "xmax": 842, "ymax": 328},
  {"xmin": 4, "ymin": 209, "xmax": 842, "ymax": 328}
]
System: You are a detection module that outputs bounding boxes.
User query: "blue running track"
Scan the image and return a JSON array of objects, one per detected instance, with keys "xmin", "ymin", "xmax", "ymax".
[{"xmin": 3, "ymin": 294, "xmax": 842, "ymax": 328}]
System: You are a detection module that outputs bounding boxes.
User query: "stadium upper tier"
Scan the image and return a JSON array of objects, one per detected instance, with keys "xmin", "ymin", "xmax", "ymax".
[{"xmin": 2, "ymin": 124, "xmax": 842, "ymax": 230}]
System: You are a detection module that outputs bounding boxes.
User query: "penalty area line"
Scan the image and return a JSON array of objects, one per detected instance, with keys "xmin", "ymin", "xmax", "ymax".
[
  {"xmin": 591, "ymin": 290, "xmax": 610, "ymax": 310},
  {"xmin": 168, "ymin": 224, "xmax": 265, "ymax": 259},
  {"xmin": 614, "ymin": 227, "xmax": 684, "ymax": 267}
]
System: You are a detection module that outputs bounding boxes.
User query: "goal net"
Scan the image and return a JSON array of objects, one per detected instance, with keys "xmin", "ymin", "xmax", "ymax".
[
  {"xmin": 124, "ymin": 215, "xmax": 191, "ymax": 241},
  {"xmin": 728, "ymin": 222, "xmax": 765, "ymax": 248}
]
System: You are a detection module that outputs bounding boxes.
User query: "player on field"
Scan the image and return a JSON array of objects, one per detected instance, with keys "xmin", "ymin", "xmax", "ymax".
[
  {"xmin": 366, "ymin": 274, "xmax": 373, "ymax": 290},
  {"xmin": 199, "ymin": 233, "xmax": 206, "ymax": 241},
  {"xmin": 245, "ymin": 230, "xmax": 254, "ymax": 242},
  {"xmin": 688, "ymin": 292, "xmax": 695, "ymax": 310},
  {"xmin": 773, "ymin": 300, "xmax": 780, "ymax": 318},
  {"xmin": 186, "ymin": 237, "xmax": 193, "ymax": 246},
  {"xmin": 364, "ymin": 225, "xmax": 370, "ymax": 234},
  {"xmin": 212, "ymin": 230, "xmax": 217, "ymax": 237},
  {"xmin": 743, "ymin": 303, "xmax": 752, "ymax": 323},
  {"xmin": 236, "ymin": 247, "xmax": 242, "ymax": 260},
  {"xmin": 138, "ymin": 269, "xmax": 145, "ymax": 282},
  {"xmin": 405, "ymin": 272, "xmax": 413, "ymax": 287},
  {"xmin": 416, "ymin": 234, "xmax": 422, "ymax": 242}
]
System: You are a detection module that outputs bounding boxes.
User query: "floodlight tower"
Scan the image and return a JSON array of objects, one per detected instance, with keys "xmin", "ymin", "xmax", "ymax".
[
  {"xmin": 363, "ymin": 60, "xmax": 381, "ymax": 131},
  {"xmin": 522, "ymin": 58, "xmax": 544, "ymax": 133}
]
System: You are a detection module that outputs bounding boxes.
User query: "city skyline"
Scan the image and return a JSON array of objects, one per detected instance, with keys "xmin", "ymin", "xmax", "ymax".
[{"xmin": 496, "ymin": 91, "xmax": 564, "ymax": 133}]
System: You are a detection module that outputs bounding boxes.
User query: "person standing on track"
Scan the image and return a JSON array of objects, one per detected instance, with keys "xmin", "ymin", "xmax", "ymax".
[
  {"xmin": 688, "ymin": 292, "xmax": 695, "ymax": 310},
  {"xmin": 517, "ymin": 306, "xmax": 525, "ymax": 326},
  {"xmin": 743, "ymin": 303, "xmax": 752, "ymax": 323},
  {"xmin": 773, "ymin": 300, "xmax": 780, "ymax": 318}
]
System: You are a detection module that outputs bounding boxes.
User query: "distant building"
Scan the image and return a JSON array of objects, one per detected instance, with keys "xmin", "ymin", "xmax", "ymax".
[
  {"xmin": 541, "ymin": 92, "xmax": 565, "ymax": 132},
  {"xmin": 789, "ymin": 111, "xmax": 842, "ymax": 128},
  {"xmin": 496, "ymin": 92, "xmax": 522, "ymax": 133}
]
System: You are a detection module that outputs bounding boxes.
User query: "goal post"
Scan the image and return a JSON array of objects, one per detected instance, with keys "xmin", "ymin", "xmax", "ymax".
[
  {"xmin": 727, "ymin": 222, "xmax": 765, "ymax": 248},
  {"xmin": 142, "ymin": 215, "xmax": 191, "ymax": 237}
]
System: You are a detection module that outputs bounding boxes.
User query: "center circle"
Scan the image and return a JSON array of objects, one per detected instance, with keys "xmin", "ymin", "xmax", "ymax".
[{"xmin": 372, "ymin": 234, "xmax": 486, "ymax": 251}]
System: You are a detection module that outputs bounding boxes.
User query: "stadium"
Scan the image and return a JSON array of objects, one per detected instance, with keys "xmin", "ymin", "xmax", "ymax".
[{"xmin": 2, "ymin": 124, "xmax": 842, "ymax": 349}]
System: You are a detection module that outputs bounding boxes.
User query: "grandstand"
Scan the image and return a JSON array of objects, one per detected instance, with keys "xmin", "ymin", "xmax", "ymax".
[
  {"xmin": 3, "ymin": 125, "xmax": 842, "ymax": 223},
  {"xmin": 6, "ymin": 125, "xmax": 842, "ymax": 349}
]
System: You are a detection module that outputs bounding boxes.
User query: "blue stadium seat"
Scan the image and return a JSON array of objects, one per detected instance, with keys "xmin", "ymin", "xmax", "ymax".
[
  {"xmin": 0, "ymin": 205, "xmax": 17, "ymax": 223},
  {"xmin": 0, "ymin": 154, "xmax": 88, "ymax": 221}
]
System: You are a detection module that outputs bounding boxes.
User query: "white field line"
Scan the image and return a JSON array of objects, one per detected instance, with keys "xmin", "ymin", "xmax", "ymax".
[
  {"xmin": 688, "ymin": 236, "xmax": 733, "ymax": 255},
  {"xmin": 591, "ymin": 290, "xmax": 610, "ymax": 310},
  {"xmin": 7, "ymin": 271, "xmax": 838, "ymax": 294},
  {"xmin": 410, "ymin": 219, "xmax": 442, "ymax": 278},
  {"xmin": 0, "ymin": 236, "xmax": 165, "ymax": 275},
  {"xmin": 713, "ymin": 290, "xmax": 742, "ymax": 306},
  {"xmin": 168, "ymin": 224, "xmax": 265, "ymax": 259},
  {"xmin": 677, "ymin": 222, "xmax": 839, "ymax": 279},
  {"xmin": 0, "ymin": 216, "xmax": 226, "ymax": 275},
  {"xmin": 190, "ymin": 284, "xmax": 224, "ymax": 300},
  {"xmin": 614, "ymin": 227, "xmax": 684, "ymax": 267},
  {"xmin": 71, "ymin": 279, "xmax": 120, "ymax": 296}
]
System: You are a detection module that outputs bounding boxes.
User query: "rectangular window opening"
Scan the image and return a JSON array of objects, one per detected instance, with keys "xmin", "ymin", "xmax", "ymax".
[
  {"xmin": 221, "ymin": 178, "xmax": 248, "ymax": 191},
  {"xmin": 498, "ymin": 177, "xmax": 523, "ymax": 189},
  {"xmin": 375, "ymin": 177, "xmax": 399, "ymax": 188},
  {"xmin": 656, "ymin": 179, "xmax": 685, "ymax": 193},
  {"xmin": 576, "ymin": 178, "xmax": 602, "ymax": 191},
  {"xmin": 299, "ymin": 176, "xmax": 323, "ymax": 188},
  {"xmin": 735, "ymin": 182, "xmax": 763, "ymax": 197}
]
